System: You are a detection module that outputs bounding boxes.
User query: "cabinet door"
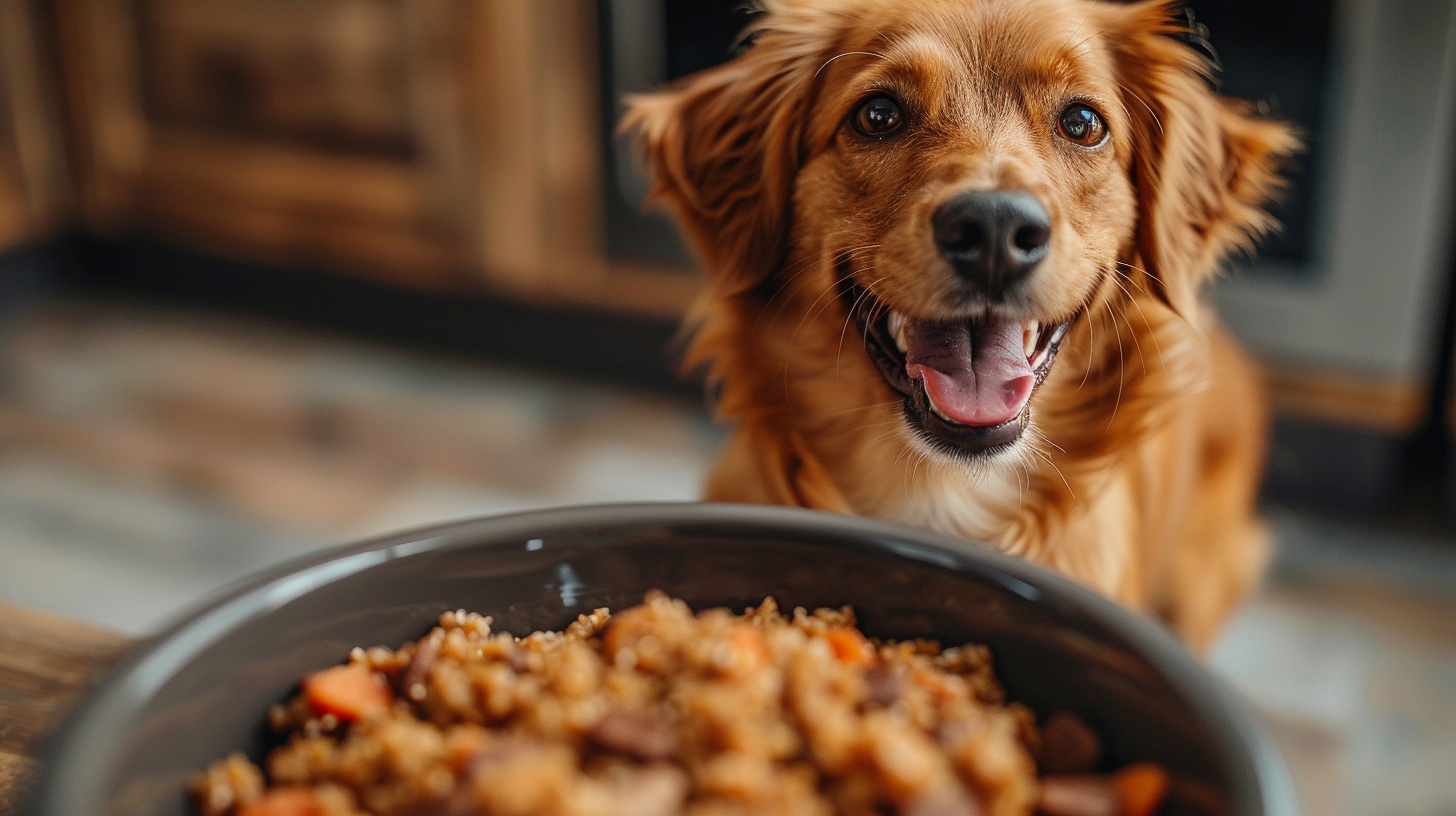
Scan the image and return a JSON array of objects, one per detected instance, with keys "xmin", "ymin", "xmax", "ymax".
[
  {"xmin": 52, "ymin": 0, "xmax": 700, "ymax": 315},
  {"xmin": 55, "ymin": 0, "xmax": 466, "ymax": 287},
  {"xmin": 0, "ymin": 0, "xmax": 69, "ymax": 251}
]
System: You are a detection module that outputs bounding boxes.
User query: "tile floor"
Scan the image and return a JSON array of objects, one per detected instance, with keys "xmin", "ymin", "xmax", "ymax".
[{"xmin": 1, "ymin": 299, "xmax": 1454, "ymax": 816}]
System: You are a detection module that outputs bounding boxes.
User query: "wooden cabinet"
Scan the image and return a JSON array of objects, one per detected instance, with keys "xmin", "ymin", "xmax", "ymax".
[
  {"xmin": 0, "ymin": 0, "xmax": 69, "ymax": 251},
  {"xmin": 50, "ymin": 0, "xmax": 699, "ymax": 315}
]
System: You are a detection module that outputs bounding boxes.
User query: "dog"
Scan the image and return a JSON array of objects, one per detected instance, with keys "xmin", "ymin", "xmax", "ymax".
[{"xmin": 626, "ymin": 0, "xmax": 1296, "ymax": 650}]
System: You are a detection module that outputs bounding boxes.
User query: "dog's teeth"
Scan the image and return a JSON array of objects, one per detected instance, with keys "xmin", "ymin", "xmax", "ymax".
[
  {"xmin": 889, "ymin": 312, "xmax": 909, "ymax": 353},
  {"xmin": 1050, "ymin": 322, "xmax": 1070, "ymax": 344},
  {"xmin": 1023, "ymin": 321, "xmax": 1040, "ymax": 361}
]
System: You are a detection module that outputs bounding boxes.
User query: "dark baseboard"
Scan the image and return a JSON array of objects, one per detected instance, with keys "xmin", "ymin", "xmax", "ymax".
[
  {"xmin": 0, "ymin": 237, "xmax": 69, "ymax": 324},
  {"xmin": 41, "ymin": 234, "xmax": 698, "ymax": 398},
  {"xmin": 1263, "ymin": 418, "xmax": 1410, "ymax": 518},
  {"xmin": 1443, "ymin": 441, "xmax": 1456, "ymax": 518}
]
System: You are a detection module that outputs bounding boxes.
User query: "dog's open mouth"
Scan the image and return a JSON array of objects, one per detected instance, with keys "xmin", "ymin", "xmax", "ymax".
[{"xmin": 844, "ymin": 281, "xmax": 1076, "ymax": 456}]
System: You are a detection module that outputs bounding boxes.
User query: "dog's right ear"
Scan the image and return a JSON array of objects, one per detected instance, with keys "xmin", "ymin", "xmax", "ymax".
[{"xmin": 622, "ymin": 19, "xmax": 824, "ymax": 298}]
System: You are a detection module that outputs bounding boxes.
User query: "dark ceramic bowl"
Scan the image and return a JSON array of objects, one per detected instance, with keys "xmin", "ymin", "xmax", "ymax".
[{"xmin": 27, "ymin": 503, "xmax": 1296, "ymax": 816}]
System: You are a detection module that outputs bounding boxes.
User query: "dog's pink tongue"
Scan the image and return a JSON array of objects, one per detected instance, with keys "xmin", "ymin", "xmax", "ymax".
[{"xmin": 905, "ymin": 319, "xmax": 1034, "ymax": 427}]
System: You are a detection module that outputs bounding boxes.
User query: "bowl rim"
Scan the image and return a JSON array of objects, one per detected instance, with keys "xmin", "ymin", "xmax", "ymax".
[{"xmin": 26, "ymin": 501, "xmax": 1299, "ymax": 816}]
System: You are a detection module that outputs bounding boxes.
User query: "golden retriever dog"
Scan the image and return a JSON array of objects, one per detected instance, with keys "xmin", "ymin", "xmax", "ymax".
[{"xmin": 626, "ymin": 0, "xmax": 1296, "ymax": 649}]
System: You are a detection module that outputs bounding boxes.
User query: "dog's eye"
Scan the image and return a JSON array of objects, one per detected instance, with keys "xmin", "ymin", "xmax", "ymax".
[
  {"xmin": 1057, "ymin": 103, "xmax": 1107, "ymax": 147},
  {"xmin": 852, "ymin": 96, "xmax": 904, "ymax": 138}
]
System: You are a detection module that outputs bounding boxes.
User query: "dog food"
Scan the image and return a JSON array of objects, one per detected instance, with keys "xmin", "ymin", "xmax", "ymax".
[{"xmin": 192, "ymin": 593, "xmax": 1170, "ymax": 816}]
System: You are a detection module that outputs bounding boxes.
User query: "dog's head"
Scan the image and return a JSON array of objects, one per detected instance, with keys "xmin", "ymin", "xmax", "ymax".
[{"xmin": 628, "ymin": 0, "xmax": 1295, "ymax": 463}]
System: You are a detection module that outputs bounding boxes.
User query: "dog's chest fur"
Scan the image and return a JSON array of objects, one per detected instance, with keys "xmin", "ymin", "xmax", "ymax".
[
  {"xmin": 828, "ymin": 424, "xmax": 1135, "ymax": 597},
  {"xmin": 834, "ymin": 424, "xmax": 1032, "ymax": 542}
]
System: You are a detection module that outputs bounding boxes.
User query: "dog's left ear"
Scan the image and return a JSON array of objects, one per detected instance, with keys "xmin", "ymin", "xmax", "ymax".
[
  {"xmin": 1106, "ymin": 0, "xmax": 1300, "ymax": 318},
  {"xmin": 622, "ymin": 12, "xmax": 831, "ymax": 298}
]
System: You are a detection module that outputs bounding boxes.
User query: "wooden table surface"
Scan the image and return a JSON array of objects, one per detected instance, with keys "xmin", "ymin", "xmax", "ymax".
[{"xmin": 0, "ymin": 602, "xmax": 131, "ymax": 816}]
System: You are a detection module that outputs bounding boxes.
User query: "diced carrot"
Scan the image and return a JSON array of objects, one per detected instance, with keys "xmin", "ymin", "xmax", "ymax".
[
  {"xmin": 1111, "ymin": 762, "xmax": 1170, "ymax": 816},
  {"xmin": 302, "ymin": 664, "xmax": 392, "ymax": 722},
  {"xmin": 445, "ymin": 724, "xmax": 490, "ymax": 771},
  {"xmin": 1039, "ymin": 711, "xmax": 1103, "ymax": 774},
  {"xmin": 602, "ymin": 605, "xmax": 650, "ymax": 659},
  {"xmin": 1037, "ymin": 775, "xmax": 1119, "ymax": 816},
  {"xmin": 236, "ymin": 787, "xmax": 321, "ymax": 816},
  {"xmin": 728, "ymin": 625, "xmax": 771, "ymax": 674},
  {"xmin": 825, "ymin": 627, "xmax": 873, "ymax": 666}
]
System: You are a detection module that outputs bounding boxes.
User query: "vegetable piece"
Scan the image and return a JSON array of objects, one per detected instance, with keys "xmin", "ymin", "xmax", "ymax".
[
  {"xmin": 863, "ymin": 663, "xmax": 909, "ymax": 706},
  {"xmin": 1111, "ymin": 763, "xmax": 1170, "ymax": 816},
  {"xmin": 602, "ymin": 605, "xmax": 652, "ymax": 659},
  {"xmin": 191, "ymin": 753, "xmax": 265, "ymax": 816},
  {"xmin": 727, "ymin": 625, "xmax": 771, "ymax": 674},
  {"xmin": 1037, "ymin": 775, "xmax": 1118, "ymax": 816},
  {"xmin": 302, "ymin": 664, "xmax": 392, "ymax": 722},
  {"xmin": 589, "ymin": 709, "xmax": 679, "ymax": 761},
  {"xmin": 1163, "ymin": 777, "xmax": 1228, "ymax": 816},
  {"xmin": 825, "ymin": 627, "xmax": 873, "ymax": 666},
  {"xmin": 904, "ymin": 782, "xmax": 983, "ymax": 816},
  {"xmin": 236, "ymin": 787, "xmax": 321, "ymax": 816},
  {"xmin": 1039, "ymin": 711, "xmax": 1102, "ymax": 774},
  {"xmin": 400, "ymin": 629, "xmax": 444, "ymax": 701}
]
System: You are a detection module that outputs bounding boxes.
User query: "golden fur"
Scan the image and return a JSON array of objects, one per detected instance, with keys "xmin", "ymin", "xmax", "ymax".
[{"xmin": 626, "ymin": 0, "xmax": 1297, "ymax": 649}]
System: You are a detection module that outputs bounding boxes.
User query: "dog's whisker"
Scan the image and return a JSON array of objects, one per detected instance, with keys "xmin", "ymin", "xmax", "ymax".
[
  {"xmin": 895, "ymin": 444, "xmax": 918, "ymax": 497},
  {"xmin": 751, "ymin": 262, "xmax": 814, "ymax": 332},
  {"xmin": 1026, "ymin": 431, "xmax": 1076, "ymax": 499},
  {"xmin": 1122, "ymin": 296, "xmax": 1170, "ymax": 376},
  {"xmin": 1010, "ymin": 458, "xmax": 1028, "ymax": 509},
  {"xmin": 865, "ymin": 435, "xmax": 904, "ymax": 458},
  {"xmin": 1066, "ymin": 31, "xmax": 1102, "ymax": 59},
  {"xmin": 792, "ymin": 265, "xmax": 863, "ymax": 342},
  {"xmin": 1103, "ymin": 274, "xmax": 1152, "ymax": 377},
  {"xmin": 897, "ymin": 444, "xmax": 921, "ymax": 502},
  {"xmin": 909, "ymin": 447, "xmax": 931, "ymax": 487},
  {"xmin": 1115, "ymin": 82, "xmax": 1164, "ymax": 136},
  {"xmin": 1118, "ymin": 305, "xmax": 1152, "ymax": 380},
  {"xmin": 1079, "ymin": 299, "xmax": 1099, "ymax": 389},
  {"xmin": 835, "ymin": 275, "xmax": 888, "ymax": 376},
  {"xmin": 1109, "ymin": 270, "xmax": 1170, "ymax": 382},
  {"xmin": 836, "ymin": 271, "xmax": 887, "ymax": 324},
  {"xmin": 813, "ymin": 50, "xmax": 887, "ymax": 79},
  {"xmin": 1111, "ymin": 264, "xmax": 1173, "ymax": 375},
  {"xmin": 861, "ymin": 293, "xmax": 894, "ymax": 352},
  {"xmin": 770, "ymin": 247, "xmax": 875, "ymax": 333},
  {"xmin": 1116, "ymin": 261, "xmax": 1196, "ymax": 336},
  {"xmin": 1106, "ymin": 93, "xmax": 1138, "ymax": 137},
  {"xmin": 1114, "ymin": 260, "xmax": 1176, "ymax": 301},
  {"xmin": 1102, "ymin": 300, "xmax": 1127, "ymax": 433},
  {"xmin": 852, "ymin": 419, "xmax": 913, "ymax": 438},
  {"xmin": 1062, "ymin": 7, "xmax": 1097, "ymax": 52},
  {"xmin": 762, "ymin": 252, "xmax": 827, "ymax": 299},
  {"xmin": 863, "ymin": 433, "xmax": 908, "ymax": 453},
  {"xmin": 1028, "ymin": 427, "xmax": 1068, "ymax": 457},
  {"xmin": 1114, "ymin": 259, "xmax": 1154, "ymax": 279},
  {"xmin": 821, "ymin": 399, "xmax": 903, "ymax": 421}
]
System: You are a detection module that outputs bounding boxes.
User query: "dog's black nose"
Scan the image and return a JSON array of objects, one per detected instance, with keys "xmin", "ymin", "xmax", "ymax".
[{"xmin": 932, "ymin": 191, "xmax": 1051, "ymax": 295}]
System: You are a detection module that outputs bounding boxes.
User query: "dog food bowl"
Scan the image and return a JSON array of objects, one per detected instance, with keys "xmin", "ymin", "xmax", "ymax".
[{"xmin": 26, "ymin": 503, "xmax": 1296, "ymax": 816}]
